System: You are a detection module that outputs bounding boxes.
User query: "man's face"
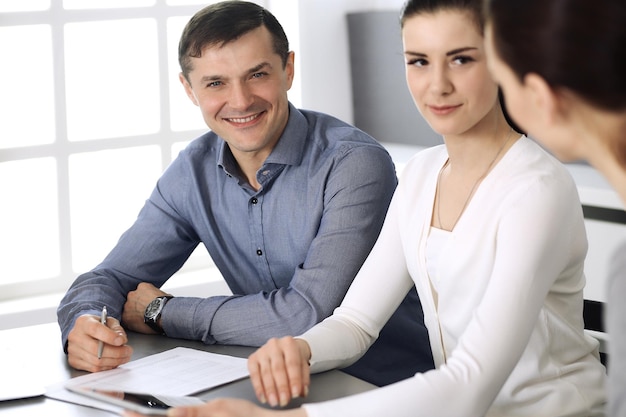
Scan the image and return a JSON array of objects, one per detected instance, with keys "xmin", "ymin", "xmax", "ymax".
[{"xmin": 180, "ymin": 26, "xmax": 294, "ymax": 162}]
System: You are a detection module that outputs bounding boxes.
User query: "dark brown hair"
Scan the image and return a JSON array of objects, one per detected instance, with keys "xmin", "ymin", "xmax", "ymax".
[
  {"xmin": 485, "ymin": 0, "xmax": 626, "ymax": 112},
  {"xmin": 401, "ymin": 0, "xmax": 484, "ymax": 30},
  {"xmin": 178, "ymin": 1, "xmax": 289, "ymax": 82}
]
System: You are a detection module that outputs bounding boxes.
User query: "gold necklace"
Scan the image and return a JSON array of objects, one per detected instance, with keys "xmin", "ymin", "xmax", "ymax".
[{"xmin": 436, "ymin": 128, "xmax": 514, "ymax": 230}]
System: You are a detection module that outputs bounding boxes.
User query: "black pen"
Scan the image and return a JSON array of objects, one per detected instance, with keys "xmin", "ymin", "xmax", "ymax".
[{"xmin": 97, "ymin": 306, "xmax": 107, "ymax": 359}]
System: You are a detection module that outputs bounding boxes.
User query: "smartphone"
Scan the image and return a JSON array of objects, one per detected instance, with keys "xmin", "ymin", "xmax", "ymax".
[{"xmin": 67, "ymin": 385, "xmax": 177, "ymax": 415}]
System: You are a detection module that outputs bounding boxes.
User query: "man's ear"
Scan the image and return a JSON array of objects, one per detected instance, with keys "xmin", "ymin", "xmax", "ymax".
[
  {"xmin": 179, "ymin": 72, "xmax": 199, "ymax": 106},
  {"xmin": 523, "ymin": 73, "xmax": 562, "ymax": 124},
  {"xmin": 285, "ymin": 51, "xmax": 296, "ymax": 90}
]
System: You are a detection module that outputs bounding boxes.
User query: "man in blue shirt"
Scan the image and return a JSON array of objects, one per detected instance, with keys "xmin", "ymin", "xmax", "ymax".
[{"xmin": 57, "ymin": 0, "xmax": 433, "ymax": 386}]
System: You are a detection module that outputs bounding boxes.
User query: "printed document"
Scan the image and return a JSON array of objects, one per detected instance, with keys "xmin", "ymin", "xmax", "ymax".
[{"xmin": 46, "ymin": 347, "xmax": 249, "ymax": 412}]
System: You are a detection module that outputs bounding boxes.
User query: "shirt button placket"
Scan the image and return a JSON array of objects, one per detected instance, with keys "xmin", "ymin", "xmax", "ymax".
[{"xmin": 250, "ymin": 196, "xmax": 263, "ymax": 257}]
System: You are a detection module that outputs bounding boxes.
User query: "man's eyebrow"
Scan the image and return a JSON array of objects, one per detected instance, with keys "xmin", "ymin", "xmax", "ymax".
[
  {"xmin": 200, "ymin": 74, "xmax": 222, "ymax": 84},
  {"xmin": 249, "ymin": 62, "xmax": 272, "ymax": 73},
  {"xmin": 199, "ymin": 62, "xmax": 273, "ymax": 84}
]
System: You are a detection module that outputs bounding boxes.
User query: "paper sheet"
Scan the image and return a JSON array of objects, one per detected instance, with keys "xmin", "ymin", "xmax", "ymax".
[{"xmin": 46, "ymin": 347, "xmax": 249, "ymax": 412}]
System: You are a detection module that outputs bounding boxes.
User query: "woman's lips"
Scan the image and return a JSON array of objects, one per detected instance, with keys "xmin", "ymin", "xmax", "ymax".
[{"xmin": 428, "ymin": 104, "xmax": 461, "ymax": 116}]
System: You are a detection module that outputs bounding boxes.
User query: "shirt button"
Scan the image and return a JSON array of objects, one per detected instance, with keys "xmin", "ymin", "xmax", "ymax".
[
  {"xmin": 256, "ymin": 249, "xmax": 263, "ymax": 256},
  {"xmin": 251, "ymin": 197, "xmax": 258, "ymax": 205}
]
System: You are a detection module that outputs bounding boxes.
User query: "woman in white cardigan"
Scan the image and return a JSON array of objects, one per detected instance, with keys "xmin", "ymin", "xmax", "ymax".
[{"xmin": 127, "ymin": 0, "xmax": 607, "ymax": 416}]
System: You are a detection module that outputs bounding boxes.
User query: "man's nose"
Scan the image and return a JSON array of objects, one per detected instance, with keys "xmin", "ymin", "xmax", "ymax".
[{"xmin": 229, "ymin": 82, "xmax": 254, "ymax": 109}]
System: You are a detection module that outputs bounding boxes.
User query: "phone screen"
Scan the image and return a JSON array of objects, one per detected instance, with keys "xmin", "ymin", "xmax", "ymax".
[
  {"xmin": 67, "ymin": 386, "xmax": 170, "ymax": 415},
  {"xmin": 97, "ymin": 390, "xmax": 170, "ymax": 410}
]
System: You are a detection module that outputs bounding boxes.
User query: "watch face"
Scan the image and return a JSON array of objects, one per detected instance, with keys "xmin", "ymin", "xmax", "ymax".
[{"xmin": 145, "ymin": 298, "xmax": 163, "ymax": 318}]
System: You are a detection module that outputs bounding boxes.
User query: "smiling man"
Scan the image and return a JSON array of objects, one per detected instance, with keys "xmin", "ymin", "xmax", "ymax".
[{"xmin": 57, "ymin": 1, "xmax": 434, "ymax": 387}]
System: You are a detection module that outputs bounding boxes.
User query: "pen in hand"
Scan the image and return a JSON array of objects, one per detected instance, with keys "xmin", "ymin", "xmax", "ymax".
[{"xmin": 97, "ymin": 306, "xmax": 107, "ymax": 359}]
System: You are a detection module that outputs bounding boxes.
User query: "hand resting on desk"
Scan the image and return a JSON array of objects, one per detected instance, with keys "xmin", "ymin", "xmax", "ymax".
[
  {"xmin": 248, "ymin": 336, "xmax": 312, "ymax": 408},
  {"xmin": 67, "ymin": 314, "xmax": 133, "ymax": 372}
]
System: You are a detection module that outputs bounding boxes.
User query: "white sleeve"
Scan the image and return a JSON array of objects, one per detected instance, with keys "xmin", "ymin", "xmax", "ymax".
[{"xmin": 303, "ymin": 164, "xmax": 586, "ymax": 417}]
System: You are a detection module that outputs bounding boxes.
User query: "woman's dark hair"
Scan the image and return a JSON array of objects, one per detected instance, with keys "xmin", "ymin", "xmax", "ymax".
[
  {"xmin": 400, "ymin": 0, "xmax": 524, "ymax": 133},
  {"xmin": 401, "ymin": 0, "xmax": 484, "ymax": 30},
  {"xmin": 178, "ymin": 1, "xmax": 289, "ymax": 82},
  {"xmin": 485, "ymin": 0, "xmax": 626, "ymax": 112}
]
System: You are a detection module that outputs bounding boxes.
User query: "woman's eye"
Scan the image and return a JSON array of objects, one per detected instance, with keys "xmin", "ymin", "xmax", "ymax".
[
  {"xmin": 452, "ymin": 55, "xmax": 475, "ymax": 65},
  {"xmin": 407, "ymin": 58, "xmax": 427, "ymax": 67}
]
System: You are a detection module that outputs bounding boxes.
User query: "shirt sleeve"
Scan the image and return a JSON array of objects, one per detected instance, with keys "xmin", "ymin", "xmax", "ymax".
[
  {"xmin": 163, "ymin": 144, "xmax": 398, "ymax": 346},
  {"xmin": 301, "ymin": 165, "xmax": 588, "ymax": 417},
  {"xmin": 57, "ymin": 156, "xmax": 201, "ymax": 350}
]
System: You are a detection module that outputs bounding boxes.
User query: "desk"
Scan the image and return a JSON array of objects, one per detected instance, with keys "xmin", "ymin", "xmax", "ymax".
[{"xmin": 0, "ymin": 323, "xmax": 376, "ymax": 416}]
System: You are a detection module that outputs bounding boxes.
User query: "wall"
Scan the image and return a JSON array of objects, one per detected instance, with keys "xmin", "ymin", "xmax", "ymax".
[{"xmin": 270, "ymin": 0, "xmax": 405, "ymax": 122}]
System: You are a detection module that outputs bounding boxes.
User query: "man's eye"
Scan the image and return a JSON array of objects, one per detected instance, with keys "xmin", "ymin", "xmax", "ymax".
[
  {"xmin": 207, "ymin": 81, "xmax": 222, "ymax": 88},
  {"xmin": 251, "ymin": 72, "xmax": 266, "ymax": 79}
]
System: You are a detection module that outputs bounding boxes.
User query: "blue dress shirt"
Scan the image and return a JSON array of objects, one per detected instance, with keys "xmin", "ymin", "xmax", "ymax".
[{"xmin": 58, "ymin": 103, "xmax": 434, "ymax": 384}]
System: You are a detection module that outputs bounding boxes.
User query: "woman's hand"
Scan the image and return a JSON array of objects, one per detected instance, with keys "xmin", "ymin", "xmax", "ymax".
[
  {"xmin": 123, "ymin": 398, "xmax": 307, "ymax": 417},
  {"xmin": 248, "ymin": 337, "xmax": 312, "ymax": 407}
]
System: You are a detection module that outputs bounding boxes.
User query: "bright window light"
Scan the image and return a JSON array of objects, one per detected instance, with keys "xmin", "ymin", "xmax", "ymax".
[
  {"xmin": 0, "ymin": 0, "xmax": 50, "ymax": 12},
  {"xmin": 63, "ymin": 0, "xmax": 155, "ymax": 9},
  {"xmin": 0, "ymin": 158, "xmax": 60, "ymax": 284},
  {"xmin": 166, "ymin": 0, "xmax": 220, "ymax": 5},
  {"xmin": 69, "ymin": 146, "xmax": 163, "ymax": 272},
  {"xmin": 64, "ymin": 19, "xmax": 161, "ymax": 141},
  {"xmin": 0, "ymin": 25, "xmax": 55, "ymax": 149}
]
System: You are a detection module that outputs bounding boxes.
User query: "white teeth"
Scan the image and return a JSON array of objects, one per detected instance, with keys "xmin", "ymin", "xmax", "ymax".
[{"xmin": 229, "ymin": 114, "xmax": 258, "ymax": 123}]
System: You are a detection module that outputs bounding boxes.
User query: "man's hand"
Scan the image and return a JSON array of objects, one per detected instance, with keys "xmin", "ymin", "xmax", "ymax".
[
  {"xmin": 122, "ymin": 282, "xmax": 171, "ymax": 334},
  {"xmin": 67, "ymin": 314, "xmax": 132, "ymax": 372},
  {"xmin": 247, "ymin": 337, "xmax": 312, "ymax": 407}
]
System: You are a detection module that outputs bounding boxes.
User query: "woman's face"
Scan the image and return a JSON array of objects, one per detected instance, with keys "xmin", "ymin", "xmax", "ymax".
[
  {"xmin": 402, "ymin": 10, "xmax": 500, "ymax": 138},
  {"xmin": 484, "ymin": 24, "xmax": 581, "ymax": 161}
]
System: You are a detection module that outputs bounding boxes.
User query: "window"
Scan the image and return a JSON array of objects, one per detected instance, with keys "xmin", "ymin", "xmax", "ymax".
[{"xmin": 0, "ymin": 0, "xmax": 270, "ymax": 302}]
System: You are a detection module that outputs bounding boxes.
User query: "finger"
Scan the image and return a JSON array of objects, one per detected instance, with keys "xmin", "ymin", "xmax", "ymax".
[
  {"xmin": 248, "ymin": 350, "xmax": 267, "ymax": 404},
  {"xmin": 266, "ymin": 338, "xmax": 297, "ymax": 407},
  {"xmin": 282, "ymin": 338, "xmax": 309, "ymax": 399},
  {"xmin": 296, "ymin": 338, "xmax": 311, "ymax": 396},
  {"xmin": 105, "ymin": 317, "xmax": 129, "ymax": 346},
  {"xmin": 91, "ymin": 317, "xmax": 128, "ymax": 349},
  {"xmin": 249, "ymin": 338, "xmax": 286, "ymax": 407}
]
